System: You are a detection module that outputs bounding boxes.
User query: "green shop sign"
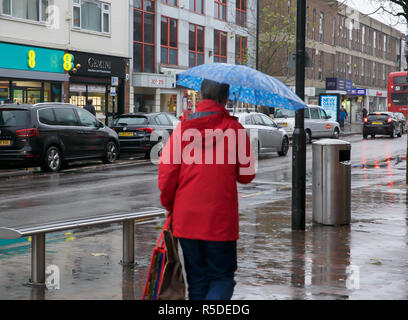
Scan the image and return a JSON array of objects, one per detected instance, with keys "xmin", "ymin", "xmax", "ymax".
[{"xmin": 0, "ymin": 42, "xmax": 68, "ymax": 73}]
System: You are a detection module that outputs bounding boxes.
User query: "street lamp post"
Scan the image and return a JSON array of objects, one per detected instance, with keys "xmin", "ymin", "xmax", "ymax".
[{"xmin": 292, "ymin": 0, "xmax": 306, "ymax": 230}]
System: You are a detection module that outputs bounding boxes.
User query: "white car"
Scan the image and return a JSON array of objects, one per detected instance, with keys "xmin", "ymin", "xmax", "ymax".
[
  {"xmin": 273, "ymin": 104, "xmax": 341, "ymax": 143},
  {"xmin": 235, "ymin": 112, "xmax": 290, "ymax": 156}
]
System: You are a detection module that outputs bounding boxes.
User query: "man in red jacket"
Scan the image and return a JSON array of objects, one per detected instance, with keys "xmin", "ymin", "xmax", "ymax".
[{"xmin": 158, "ymin": 79, "xmax": 256, "ymax": 300}]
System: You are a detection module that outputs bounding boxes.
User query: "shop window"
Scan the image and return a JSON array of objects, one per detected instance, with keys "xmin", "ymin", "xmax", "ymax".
[
  {"xmin": 214, "ymin": 30, "xmax": 227, "ymax": 63},
  {"xmin": 235, "ymin": 0, "xmax": 246, "ymax": 27},
  {"xmin": 72, "ymin": 0, "xmax": 110, "ymax": 33},
  {"xmin": 214, "ymin": 0, "xmax": 226, "ymax": 21},
  {"xmin": 2, "ymin": 0, "xmax": 49, "ymax": 23},
  {"xmin": 161, "ymin": 16, "xmax": 178, "ymax": 66},
  {"xmin": 134, "ymin": 0, "xmax": 155, "ymax": 72},
  {"xmin": 189, "ymin": 23, "xmax": 204, "ymax": 67},
  {"xmin": 235, "ymin": 35, "xmax": 247, "ymax": 65},
  {"xmin": 189, "ymin": 0, "xmax": 203, "ymax": 14}
]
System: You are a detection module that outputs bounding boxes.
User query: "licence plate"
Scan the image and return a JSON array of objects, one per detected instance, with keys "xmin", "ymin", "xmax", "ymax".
[
  {"xmin": 372, "ymin": 121, "xmax": 383, "ymax": 125},
  {"xmin": 119, "ymin": 132, "xmax": 134, "ymax": 137},
  {"xmin": 0, "ymin": 140, "xmax": 11, "ymax": 146}
]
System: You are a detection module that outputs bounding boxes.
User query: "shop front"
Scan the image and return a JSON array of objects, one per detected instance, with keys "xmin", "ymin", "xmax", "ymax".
[
  {"xmin": 68, "ymin": 51, "xmax": 128, "ymax": 125},
  {"xmin": 367, "ymin": 89, "xmax": 387, "ymax": 113},
  {"xmin": 0, "ymin": 42, "xmax": 68, "ymax": 104},
  {"xmin": 345, "ymin": 88, "xmax": 367, "ymax": 123}
]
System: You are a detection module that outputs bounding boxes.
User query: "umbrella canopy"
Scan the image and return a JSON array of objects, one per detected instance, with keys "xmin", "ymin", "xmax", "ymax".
[{"xmin": 176, "ymin": 63, "xmax": 306, "ymax": 111}]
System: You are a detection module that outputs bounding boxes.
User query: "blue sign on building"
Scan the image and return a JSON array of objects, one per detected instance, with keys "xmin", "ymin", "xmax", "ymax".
[
  {"xmin": 346, "ymin": 88, "xmax": 366, "ymax": 96},
  {"xmin": 326, "ymin": 78, "xmax": 353, "ymax": 91}
]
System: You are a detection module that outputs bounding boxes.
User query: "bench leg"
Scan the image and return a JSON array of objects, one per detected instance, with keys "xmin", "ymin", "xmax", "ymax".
[
  {"xmin": 122, "ymin": 220, "xmax": 135, "ymax": 266},
  {"xmin": 29, "ymin": 233, "xmax": 46, "ymax": 287}
]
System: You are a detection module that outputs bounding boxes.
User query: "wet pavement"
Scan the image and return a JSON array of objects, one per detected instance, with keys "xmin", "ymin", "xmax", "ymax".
[{"xmin": 1, "ymin": 134, "xmax": 408, "ymax": 299}]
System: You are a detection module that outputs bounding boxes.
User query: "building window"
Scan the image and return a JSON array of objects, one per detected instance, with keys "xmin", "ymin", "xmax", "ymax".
[
  {"xmin": 189, "ymin": 23, "xmax": 204, "ymax": 67},
  {"xmin": 349, "ymin": 19, "xmax": 353, "ymax": 49},
  {"xmin": 312, "ymin": 8, "xmax": 316, "ymax": 40},
  {"xmin": 161, "ymin": 0, "xmax": 176, "ymax": 6},
  {"xmin": 161, "ymin": 16, "xmax": 178, "ymax": 65},
  {"xmin": 383, "ymin": 34, "xmax": 387, "ymax": 58},
  {"xmin": 2, "ymin": 0, "xmax": 49, "ymax": 23},
  {"xmin": 214, "ymin": 0, "xmax": 226, "ymax": 21},
  {"xmin": 373, "ymin": 30, "xmax": 376, "ymax": 55},
  {"xmin": 362, "ymin": 25, "xmax": 366, "ymax": 52},
  {"xmin": 318, "ymin": 52, "xmax": 323, "ymax": 81},
  {"xmin": 134, "ymin": 0, "xmax": 155, "ymax": 73},
  {"xmin": 236, "ymin": 0, "xmax": 246, "ymax": 27},
  {"xmin": 319, "ymin": 11, "xmax": 324, "ymax": 43},
  {"xmin": 235, "ymin": 35, "xmax": 247, "ymax": 65},
  {"xmin": 189, "ymin": 0, "xmax": 203, "ymax": 14},
  {"xmin": 214, "ymin": 29, "xmax": 227, "ymax": 63},
  {"xmin": 332, "ymin": 18, "xmax": 336, "ymax": 46},
  {"xmin": 72, "ymin": 0, "xmax": 110, "ymax": 33}
]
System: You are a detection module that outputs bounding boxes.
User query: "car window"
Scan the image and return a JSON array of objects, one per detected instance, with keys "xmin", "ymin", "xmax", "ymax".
[
  {"xmin": 252, "ymin": 115, "xmax": 265, "ymax": 125},
  {"xmin": 245, "ymin": 115, "xmax": 253, "ymax": 125},
  {"xmin": 319, "ymin": 109, "xmax": 327, "ymax": 119},
  {"xmin": 274, "ymin": 108, "xmax": 295, "ymax": 118},
  {"xmin": 113, "ymin": 116, "xmax": 148, "ymax": 126},
  {"xmin": 38, "ymin": 108, "xmax": 56, "ymax": 125},
  {"xmin": 261, "ymin": 115, "xmax": 277, "ymax": 127},
  {"xmin": 155, "ymin": 114, "xmax": 171, "ymax": 125},
  {"xmin": 304, "ymin": 108, "xmax": 310, "ymax": 119},
  {"xmin": 367, "ymin": 114, "xmax": 389, "ymax": 121},
  {"xmin": 0, "ymin": 109, "xmax": 29, "ymax": 126},
  {"xmin": 166, "ymin": 114, "xmax": 180, "ymax": 125},
  {"xmin": 310, "ymin": 108, "xmax": 320, "ymax": 119},
  {"xmin": 77, "ymin": 108, "xmax": 98, "ymax": 127},
  {"xmin": 54, "ymin": 108, "xmax": 79, "ymax": 126}
]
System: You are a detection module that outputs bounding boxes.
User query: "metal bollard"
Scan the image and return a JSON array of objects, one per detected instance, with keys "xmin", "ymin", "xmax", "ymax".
[
  {"xmin": 122, "ymin": 220, "xmax": 135, "ymax": 266},
  {"xmin": 29, "ymin": 233, "xmax": 46, "ymax": 287}
]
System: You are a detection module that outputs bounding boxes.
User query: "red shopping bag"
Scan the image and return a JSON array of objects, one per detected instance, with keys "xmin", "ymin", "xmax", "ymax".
[{"xmin": 142, "ymin": 216, "xmax": 186, "ymax": 300}]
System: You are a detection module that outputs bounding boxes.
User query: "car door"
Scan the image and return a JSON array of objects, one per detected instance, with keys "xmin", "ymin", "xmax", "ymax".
[
  {"xmin": 76, "ymin": 108, "xmax": 106, "ymax": 157},
  {"xmin": 154, "ymin": 113, "xmax": 173, "ymax": 143},
  {"xmin": 308, "ymin": 107, "xmax": 322, "ymax": 137},
  {"xmin": 53, "ymin": 107, "xmax": 82, "ymax": 159},
  {"xmin": 318, "ymin": 108, "xmax": 333, "ymax": 138},
  {"xmin": 260, "ymin": 114, "xmax": 281, "ymax": 150},
  {"xmin": 251, "ymin": 114, "xmax": 271, "ymax": 150}
]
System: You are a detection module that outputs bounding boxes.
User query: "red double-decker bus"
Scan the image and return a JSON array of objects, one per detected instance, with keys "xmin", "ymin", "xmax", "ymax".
[{"xmin": 388, "ymin": 71, "xmax": 408, "ymax": 117}]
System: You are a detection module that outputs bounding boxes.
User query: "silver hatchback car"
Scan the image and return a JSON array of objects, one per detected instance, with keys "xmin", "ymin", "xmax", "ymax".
[
  {"xmin": 235, "ymin": 112, "xmax": 290, "ymax": 156},
  {"xmin": 273, "ymin": 104, "xmax": 340, "ymax": 143}
]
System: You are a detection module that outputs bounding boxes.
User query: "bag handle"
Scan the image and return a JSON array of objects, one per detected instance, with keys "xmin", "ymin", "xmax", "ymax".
[{"xmin": 156, "ymin": 215, "xmax": 172, "ymax": 248}]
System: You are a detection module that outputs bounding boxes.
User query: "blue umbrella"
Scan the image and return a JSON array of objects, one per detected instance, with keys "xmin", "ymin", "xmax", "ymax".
[{"xmin": 176, "ymin": 63, "xmax": 306, "ymax": 111}]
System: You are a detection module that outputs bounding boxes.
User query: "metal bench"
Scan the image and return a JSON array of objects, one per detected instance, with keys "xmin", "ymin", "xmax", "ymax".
[{"xmin": 0, "ymin": 207, "xmax": 165, "ymax": 287}]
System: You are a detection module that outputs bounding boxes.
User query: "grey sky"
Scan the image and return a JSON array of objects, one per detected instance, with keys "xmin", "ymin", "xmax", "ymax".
[{"xmin": 345, "ymin": 0, "xmax": 407, "ymax": 33}]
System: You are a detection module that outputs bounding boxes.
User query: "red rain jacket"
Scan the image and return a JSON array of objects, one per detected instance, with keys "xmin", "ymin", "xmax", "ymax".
[{"xmin": 158, "ymin": 99, "xmax": 256, "ymax": 241}]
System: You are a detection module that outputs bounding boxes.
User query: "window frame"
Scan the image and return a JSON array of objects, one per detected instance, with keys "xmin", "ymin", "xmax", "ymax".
[
  {"xmin": 160, "ymin": 16, "xmax": 178, "ymax": 66},
  {"xmin": 188, "ymin": 23, "xmax": 205, "ymax": 67},
  {"xmin": 214, "ymin": 0, "xmax": 226, "ymax": 21},
  {"xmin": 161, "ymin": 0, "xmax": 177, "ymax": 6},
  {"xmin": 235, "ymin": 35, "xmax": 247, "ymax": 65},
  {"xmin": 319, "ymin": 11, "xmax": 324, "ymax": 43},
  {"xmin": 133, "ymin": 0, "xmax": 156, "ymax": 73},
  {"xmin": 235, "ymin": 0, "xmax": 246, "ymax": 27},
  {"xmin": 214, "ymin": 29, "xmax": 227, "ymax": 63},
  {"xmin": 72, "ymin": 0, "xmax": 111, "ymax": 34},
  {"xmin": 189, "ymin": 0, "xmax": 204, "ymax": 14},
  {"xmin": 2, "ymin": 0, "xmax": 50, "ymax": 24}
]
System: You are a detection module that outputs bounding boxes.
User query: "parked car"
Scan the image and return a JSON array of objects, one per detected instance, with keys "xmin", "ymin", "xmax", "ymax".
[
  {"xmin": 235, "ymin": 112, "xmax": 290, "ymax": 156},
  {"xmin": 392, "ymin": 112, "xmax": 406, "ymax": 133},
  {"xmin": 0, "ymin": 103, "xmax": 119, "ymax": 172},
  {"xmin": 363, "ymin": 112, "xmax": 403, "ymax": 139},
  {"xmin": 111, "ymin": 112, "xmax": 179, "ymax": 158},
  {"xmin": 273, "ymin": 104, "xmax": 340, "ymax": 143}
]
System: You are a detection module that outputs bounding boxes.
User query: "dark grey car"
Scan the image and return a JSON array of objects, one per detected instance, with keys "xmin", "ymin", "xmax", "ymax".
[{"xmin": 111, "ymin": 112, "xmax": 179, "ymax": 158}]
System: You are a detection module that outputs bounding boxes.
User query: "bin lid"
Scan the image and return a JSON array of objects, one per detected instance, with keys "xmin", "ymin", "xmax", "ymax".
[{"xmin": 312, "ymin": 139, "xmax": 350, "ymax": 146}]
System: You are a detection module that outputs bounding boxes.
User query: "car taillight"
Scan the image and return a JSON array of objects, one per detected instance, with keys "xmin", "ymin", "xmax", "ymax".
[
  {"xmin": 15, "ymin": 128, "xmax": 39, "ymax": 138},
  {"xmin": 364, "ymin": 117, "xmax": 368, "ymax": 123},
  {"xmin": 387, "ymin": 117, "xmax": 392, "ymax": 123},
  {"xmin": 136, "ymin": 128, "xmax": 153, "ymax": 133}
]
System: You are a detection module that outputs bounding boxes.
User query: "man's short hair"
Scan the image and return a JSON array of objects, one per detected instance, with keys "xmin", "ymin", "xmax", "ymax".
[
  {"xmin": 200, "ymin": 79, "xmax": 230, "ymax": 105},
  {"xmin": 87, "ymin": 99, "xmax": 93, "ymax": 105}
]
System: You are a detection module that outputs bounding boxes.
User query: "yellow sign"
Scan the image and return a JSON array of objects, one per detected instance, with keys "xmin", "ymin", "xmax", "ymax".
[
  {"xmin": 63, "ymin": 53, "xmax": 73, "ymax": 71},
  {"xmin": 28, "ymin": 50, "xmax": 36, "ymax": 68}
]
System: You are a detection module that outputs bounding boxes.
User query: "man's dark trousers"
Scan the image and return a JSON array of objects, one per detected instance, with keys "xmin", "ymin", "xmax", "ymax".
[{"xmin": 179, "ymin": 238, "xmax": 237, "ymax": 300}]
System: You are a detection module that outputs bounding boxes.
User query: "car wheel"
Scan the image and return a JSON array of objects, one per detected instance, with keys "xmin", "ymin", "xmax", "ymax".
[
  {"xmin": 398, "ymin": 125, "xmax": 403, "ymax": 137},
  {"xmin": 390, "ymin": 128, "xmax": 395, "ymax": 139},
  {"xmin": 363, "ymin": 133, "xmax": 368, "ymax": 139},
  {"xmin": 41, "ymin": 146, "xmax": 62, "ymax": 173},
  {"xmin": 103, "ymin": 141, "xmax": 119, "ymax": 164},
  {"xmin": 278, "ymin": 136, "xmax": 289, "ymax": 156},
  {"xmin": 305, "ymin": 129, "xmax": 312, "ymax": 144},
  {"xmin": 332, "ymin": 127, "xmax": 340, "ymax": 139},
  {"xmin": 371, "ymin": 134, "xmax": 375, "ymax": 139}
]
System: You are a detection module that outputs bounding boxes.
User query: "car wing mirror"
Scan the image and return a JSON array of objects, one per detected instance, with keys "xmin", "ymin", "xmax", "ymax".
[
  {"xmin": 326, "ymin": 115, "xmax": 331, "ymax": 119},
  {"xmin": 276, "ymin": 123, "xmax": 283, "ymax": 128}
]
